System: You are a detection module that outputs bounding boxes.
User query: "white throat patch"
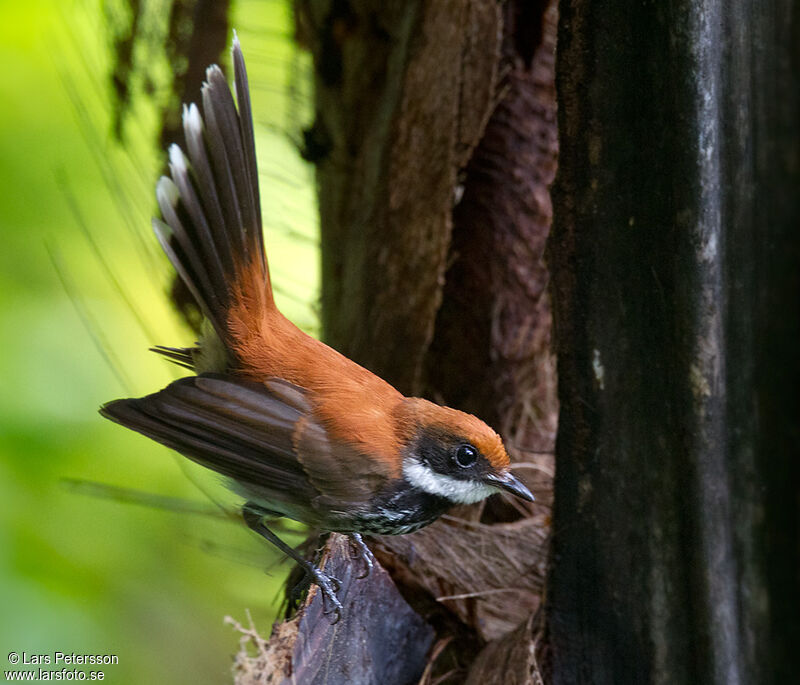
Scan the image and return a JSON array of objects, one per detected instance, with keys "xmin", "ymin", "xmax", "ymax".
[{"xmin": 403, "ymin": 458, "xmax": 496, "ymax": 505}]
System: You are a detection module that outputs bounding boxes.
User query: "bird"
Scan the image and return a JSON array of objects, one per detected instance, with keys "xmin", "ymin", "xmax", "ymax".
[{"xmin": 100, "ymin": 35, "xmax": 534, "ymax": 619}]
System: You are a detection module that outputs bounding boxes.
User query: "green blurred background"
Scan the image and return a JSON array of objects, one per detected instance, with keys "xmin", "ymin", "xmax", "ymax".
[{"xmin": 0, "ymin": 0, "xmax": 318, "ymax": 681}]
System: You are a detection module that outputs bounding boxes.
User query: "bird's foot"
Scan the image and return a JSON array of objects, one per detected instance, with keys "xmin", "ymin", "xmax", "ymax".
[
  {"xmin": 348, "ymin": 532, "xmax": 375, "ymax": 579},
  {"xmin": 288, "ymin": 565, "xmax": 343, "ymax": 622},
  {"xmin": 307, "ymin": 566, "xmax": 343, "ymax": 623}
]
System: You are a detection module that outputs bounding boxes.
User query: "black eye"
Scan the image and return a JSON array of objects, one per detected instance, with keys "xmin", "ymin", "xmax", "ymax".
[{"xmin": 454, "ymin": 444, "xmax": 478, "ymax": 468}]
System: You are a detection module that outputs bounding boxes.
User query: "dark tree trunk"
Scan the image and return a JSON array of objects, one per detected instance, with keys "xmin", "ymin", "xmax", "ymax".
[{"xmin": 548, "ymin": 1, "xmax": 800, "ymax": 683}]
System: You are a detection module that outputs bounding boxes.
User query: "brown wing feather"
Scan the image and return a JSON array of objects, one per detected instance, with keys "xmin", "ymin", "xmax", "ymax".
[
  {"xmin": 100, "ymin": 374, "xmax": 393, "ymax": 526},
  {"xmin": 293, "ymin": 414, "xmax": 390, "ymax": 506}
]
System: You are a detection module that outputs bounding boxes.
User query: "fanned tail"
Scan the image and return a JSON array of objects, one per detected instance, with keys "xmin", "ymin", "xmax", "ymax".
[{"xmin": 153, "ymin": 34, "xmax": 273, "ymax": 350}]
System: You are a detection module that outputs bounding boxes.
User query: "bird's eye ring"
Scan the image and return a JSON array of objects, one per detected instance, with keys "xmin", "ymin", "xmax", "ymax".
[{"xmin": 454, "ymin": 444, "xmax": 478, "ymax": 468}]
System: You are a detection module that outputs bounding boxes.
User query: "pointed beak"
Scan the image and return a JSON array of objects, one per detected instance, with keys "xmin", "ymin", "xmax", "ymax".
[{"xmin": 486, "ymin": 471, "xmax": 535, "ymax": 502}]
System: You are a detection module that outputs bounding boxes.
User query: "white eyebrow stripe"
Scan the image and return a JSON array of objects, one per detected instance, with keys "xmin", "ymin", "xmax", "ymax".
[{"xmin": 403, "ymin": 458, "xmax": 496, "ymax": 505}]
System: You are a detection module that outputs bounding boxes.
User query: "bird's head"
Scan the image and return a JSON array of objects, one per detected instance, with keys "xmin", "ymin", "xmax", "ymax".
[{"xmin": 396, "ymin": 399, "xmax": 534, "ymax": 505}]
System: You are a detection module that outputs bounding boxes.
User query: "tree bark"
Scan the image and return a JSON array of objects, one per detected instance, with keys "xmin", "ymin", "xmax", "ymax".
[
  {"xmin": 303, "ymin": 0, "xmax": 500, "ymax": 395},
  {"xmin": 548, "ymin": 1, "xmax": 800, "ymax": 683}
]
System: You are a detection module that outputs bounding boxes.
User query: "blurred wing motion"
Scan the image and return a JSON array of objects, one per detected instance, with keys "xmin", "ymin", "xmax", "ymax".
[{"xmin": 62, "ymin": 477, "xmax": 228, "ymax": 519}]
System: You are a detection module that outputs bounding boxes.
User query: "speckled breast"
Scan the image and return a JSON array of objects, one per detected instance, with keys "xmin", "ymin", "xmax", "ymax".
[{"xmin": 327, "ymin": 482, "xmax": 451, "ymax": 536}]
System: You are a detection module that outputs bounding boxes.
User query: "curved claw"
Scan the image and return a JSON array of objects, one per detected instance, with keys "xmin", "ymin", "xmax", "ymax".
[
  {"xmin": 349, "ymin": 533, "xmax": 375, "ymax": 579},
  {"xmin": 287, "ymin": 566, "xmax": 343, "ymax": 623},
  {"xmin": 324, "ymin": 602, "xmax": 342, "ymax": 625}
]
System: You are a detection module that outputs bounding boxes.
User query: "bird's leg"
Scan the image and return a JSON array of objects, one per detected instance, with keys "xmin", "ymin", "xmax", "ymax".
[
  {"xmin": 242, "ymin": 503, "xmax": 343, "ymax": 622},
  {"xmin": 348, "ymin": 533, "xmax": 375, "ymax": 579}
]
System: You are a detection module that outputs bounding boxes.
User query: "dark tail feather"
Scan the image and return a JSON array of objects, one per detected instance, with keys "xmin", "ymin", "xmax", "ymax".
[
  {"xmin": 150, "ymin": 345, "xmax": 196, "ymax": 370},
  {"xmin": 154, "ymin": 35, "xmax": 270, "ymax": 343},
  {"xmin": 232, "ymin": 36, "xmax": 265, "ymax": 264}
]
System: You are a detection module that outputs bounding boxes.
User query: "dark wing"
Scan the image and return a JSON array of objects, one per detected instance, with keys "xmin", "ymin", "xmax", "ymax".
[{"xmin": 99, "ymin": 374, "xmax": 388, "ymax": 525}]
